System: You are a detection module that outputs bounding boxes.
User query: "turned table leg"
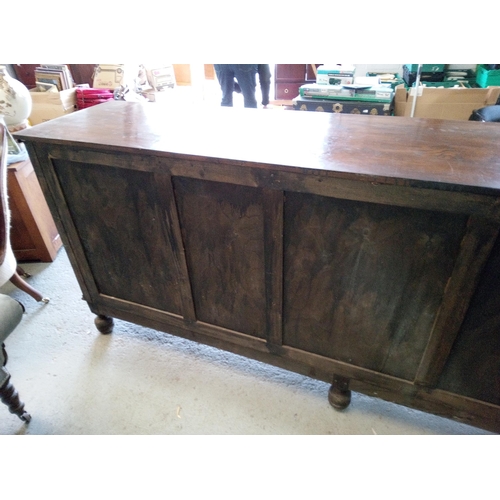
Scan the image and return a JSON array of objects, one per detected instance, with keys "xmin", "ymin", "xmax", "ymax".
[
  {"xmin": 0, "ymin": 375, "xmax": 31, "ymax": 423},
  {"xmin": 9, "ymin": 271, "xmax": 50, "ymax": 303},
  {"xmin": 95, "ymin": 314, "xmax": 114, "ymax": 334},
  {"xmin": 328, "ymin": 375, "xmax": 351, "ymax": 410},
  {"xmin": 16, "ymin": 265, "xmax": 31, "ymax": 278}
]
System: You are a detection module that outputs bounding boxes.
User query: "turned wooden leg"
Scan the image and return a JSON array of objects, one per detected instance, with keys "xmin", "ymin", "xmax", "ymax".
[
  {"xmin": 9, "ymin": 271, "xmax": 50, "ymax": 303},
  {"xmin": 0, "ymin": 375, "xmax": 31, "ymax": 423},
  {"xmin": 2, "ymin": 343, "xmax": 8, "ymax": 366},
  {"xmin": 16, "ymin": 265, "xmax": 31, "ymax": 278},
  {"xmin": 95, "ymin": 314, "xmax": 114, "ymax": 334},
  {"xmin": 328, "ymin": 375, "xmax": 352, "ymax": 410}
]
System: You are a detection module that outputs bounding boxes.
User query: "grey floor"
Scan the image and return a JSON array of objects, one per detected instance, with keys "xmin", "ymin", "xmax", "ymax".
[{"xmin": 0, "ymin": 247, "xmax": 494, "ymax": 435}]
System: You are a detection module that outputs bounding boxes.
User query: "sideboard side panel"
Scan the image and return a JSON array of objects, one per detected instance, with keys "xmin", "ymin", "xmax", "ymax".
[
  {"xmin": 438, "ymin": 232, "xmax": 500, "ymax": 405},
  {"xmin": 173, "ymin": 177, "xmax": 267, "ymax": 338},
  {"xmin": 51, "ymin": 159, "xmax": 184, "ymax": 315},
  {"xmin": 282, "ymin": 191, "xmax": 469, "ymax": 381}
]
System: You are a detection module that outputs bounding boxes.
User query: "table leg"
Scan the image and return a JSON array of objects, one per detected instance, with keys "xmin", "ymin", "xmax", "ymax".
[
  {"xmin": 328, "ymin": 375, "xmax": 351, "ymax": 410},
  {"xmin": 0, "ymin": 375, "xmax": 31, "ymax": 423},
  {"xmin": 94, "ymin": 314, "xmax": 114, "ymax": 334}
]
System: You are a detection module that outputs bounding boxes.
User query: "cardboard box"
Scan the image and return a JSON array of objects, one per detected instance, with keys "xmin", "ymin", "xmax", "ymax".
[
  {"xmin": 394, "ymin": 84, "xmax": 500, "ymax": 120},
  {"xmin": 146, "ymin": 65, "xmax": 176, "ymax": 91},
  {"xmin": 29, "ymin": 88, "xmax": 77, "ymax": 125},
  {"xmin": 316, "ymin": 65, "xmax": 354, "ymax": 85},
  {"xmin": 300, "ymin": 83, "xmax": 394, "ymax": 103},
  {"xmin": 93, "ymin": 64, "xmax": 130, "ymax": 89}
]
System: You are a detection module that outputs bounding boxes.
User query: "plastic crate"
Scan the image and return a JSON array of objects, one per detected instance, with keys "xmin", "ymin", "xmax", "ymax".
[
  {"xmin": 405, "ymin": 64, "xmax": 445, "ymax": 72},
  {"xmin": 76, "ymin": 88, "xmax": 114, "ymax": 110},
  {"xmin": 476, "ymin": 64, "xmax": 500, "ymax": 88},
  {"xmin": 403, "ymin": 66, "xmax": 445, "ymax": 87},
  {"xmin": 418, "ymin": 81, "xmax": 472, "ymax": 88},
  {"xmin": 366, "ymin": 72, "xmax": 405, "ymax": 89}
]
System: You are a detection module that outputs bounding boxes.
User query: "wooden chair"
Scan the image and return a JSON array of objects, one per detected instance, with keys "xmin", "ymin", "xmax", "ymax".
[
  {"xmin": 0, "ymin": 122, "xmax": 35, "ymax": 422},
  {"xmin": 0, "ymin": 122, "xmax": 49, "ymax": 302},
  {"xmin": 0, "ymin": 293, "xmax": 31, "ymax": 422}
]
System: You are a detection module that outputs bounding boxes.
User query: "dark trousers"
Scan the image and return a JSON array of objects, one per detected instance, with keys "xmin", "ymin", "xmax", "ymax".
[
  {"xmin": 214, "ymin": 64, "xmax": 258, "ymax": 108},
  {"xmin": 257, "ymin": 64, "xmax": 271, "ymax": 106}
]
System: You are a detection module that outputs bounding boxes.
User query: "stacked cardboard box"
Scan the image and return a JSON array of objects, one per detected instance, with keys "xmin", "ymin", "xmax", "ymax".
[{"xmin": 394, "ymin": 84, "xmax": 500, "ymax": 120}]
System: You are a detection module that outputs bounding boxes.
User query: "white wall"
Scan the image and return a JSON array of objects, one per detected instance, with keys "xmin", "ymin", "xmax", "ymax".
[{"xmin": 354, "ymin": 64, "xmax": 404, "ymax": 77}]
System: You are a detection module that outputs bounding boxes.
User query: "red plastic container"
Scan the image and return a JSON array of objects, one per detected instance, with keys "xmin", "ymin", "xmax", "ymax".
[{"xmin": 76, "ymin": 88, "xmax": 114, "ymax": 110}]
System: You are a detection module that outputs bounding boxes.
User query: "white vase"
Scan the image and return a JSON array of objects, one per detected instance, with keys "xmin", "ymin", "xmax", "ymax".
[{"xmin": 0, "ymin": 65, "xmax": 32, "ymax": 132}]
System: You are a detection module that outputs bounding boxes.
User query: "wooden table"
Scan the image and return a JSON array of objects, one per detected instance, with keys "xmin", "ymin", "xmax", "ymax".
[{"xmin": 16, "ymin": 101, "xmax": 500, "ymax": 433}]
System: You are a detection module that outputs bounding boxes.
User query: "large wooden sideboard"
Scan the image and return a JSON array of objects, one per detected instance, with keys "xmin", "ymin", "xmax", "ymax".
[{"xmin": 16, "ymin": 101, "xmax": 500, "ymax": 433}]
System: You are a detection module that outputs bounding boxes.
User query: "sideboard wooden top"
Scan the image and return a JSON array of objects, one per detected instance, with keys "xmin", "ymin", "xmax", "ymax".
[{"xmin": 15, "ymin": 100, "xmax": 500, "ymax": 193}]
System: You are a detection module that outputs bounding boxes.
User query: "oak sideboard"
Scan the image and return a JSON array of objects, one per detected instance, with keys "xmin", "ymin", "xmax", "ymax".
[{"xmin": 16, "ymin": 101, "xmax": 500, "ymax": 433}]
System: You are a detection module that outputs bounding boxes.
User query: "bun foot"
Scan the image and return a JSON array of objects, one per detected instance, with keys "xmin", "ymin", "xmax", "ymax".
[
  {"xmin": 328, "ymin": 375, "xmax": 351, "ymax": 410},
  {"xmin": 95, "ymin": 314, "xmax": 114, "ymax": 334}
]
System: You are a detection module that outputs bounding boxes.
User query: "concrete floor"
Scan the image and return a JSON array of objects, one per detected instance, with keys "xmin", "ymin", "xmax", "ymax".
[{"xmin": 0, "ymin": 247, "xmax": 494, "ymax": 435}]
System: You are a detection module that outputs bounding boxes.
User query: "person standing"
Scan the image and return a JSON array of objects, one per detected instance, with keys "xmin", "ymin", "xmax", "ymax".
[
  {"xmin": 257, "ymin": 64, "xmax": 271, "ymax": 108},
  {"xmin": 233, "ymin": 64, "xmax": 272, "ymax": 108},
  {"xmin": 214, "ymin": 64, "xmax": 258, "ymax": 108}
]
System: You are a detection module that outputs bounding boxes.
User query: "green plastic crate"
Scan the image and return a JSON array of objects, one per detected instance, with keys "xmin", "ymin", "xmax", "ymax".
[
  {"xmin": 405, "ymin": 64, "xmax": 445, "ymax": 73},
  {"xmin": 418, "ymin": 81, "xmax": 471, "ymax": 88},
  {"xmin": 476, "ymin": 64, "xmax": 500, "ymax": 88}
]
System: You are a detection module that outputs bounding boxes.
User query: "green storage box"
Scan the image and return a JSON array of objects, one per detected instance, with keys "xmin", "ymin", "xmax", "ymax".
[
  {"xmin": 405, "ymin": 64, "xmax": 445, "ymax": 73},
  {"xmin": 476, "ymin": 64, "xmax": 500, "ymax": 88},
  {"xmin": 419, "ymin": 81, "xmax": 471, "ymax": 88}
]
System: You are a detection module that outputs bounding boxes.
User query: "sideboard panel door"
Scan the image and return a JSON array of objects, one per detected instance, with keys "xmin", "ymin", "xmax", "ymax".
[
  {"xmin": 51, "ymin": 159, "xmax": 184, "ymax": 315},
  {"xmin": 173, "ymin": 177, "xmax": 267, "ymax": 338},
  {"xmin": 282, "ymin": 192, "xmax": 469, "ymax": 381}
]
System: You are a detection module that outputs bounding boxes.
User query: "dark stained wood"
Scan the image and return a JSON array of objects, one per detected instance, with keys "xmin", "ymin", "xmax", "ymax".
[
  {"xmin": 94, "ymin": 315, "xmax": 114, "ymax": 334},
  {"xmin": 415, "ymin": 215, "xmax": 500, "ymax": 387},
  {"xmin": 153, "ymin": 173, "xmax": 197, "ymax": 323},
  {"xmin": 173, "ymin": 177, "xmax": 266, "ymax": 337},
  {"xmin": 12, "ymin": 64, "xmax": 37, "ymax": 89},
  {"xmin": 438, "ymin": 232, "xmax": 500, "ymax": 405},
  {"xmin": 0, "ymin": 373, "xmax": 31, "ymax": 423},
  {"xmin": 15, "ymin": 101, "xmax": 500, "ymax": 193},
  {"xmin": 51, "ymin": 158, "xmax": 184, "ymax": 314},
  {"xmin": 15, "ymin": 101, "xmax": 500, "ymax": 433},
  {"xmin": 328, "ymin": 375, "xmax": 351, "ymax": 410},
  {"xmin": 263, "ymin": 188, "xmax": 284, "ymax": 348},
  {"xmin": 274, "ymin": 64, "xmax": 319, "ymax": 100},
  {"xmin": 68, "ymin": 64, "xmax": 96, "ymax": 86},
  {"xmin": 282, "ymin": 192, "xmax": 468, "ymax": 380}
]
